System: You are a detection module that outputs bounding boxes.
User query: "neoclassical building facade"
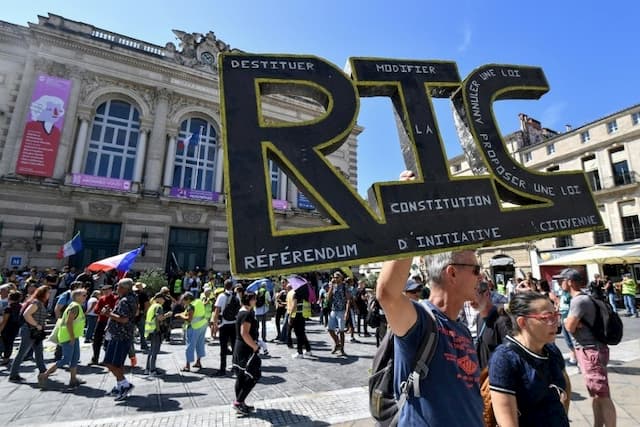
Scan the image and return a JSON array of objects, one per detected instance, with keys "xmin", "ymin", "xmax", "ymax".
[{"xmin": 0, "ymin": 14, "xmax": 360, "ymax": 272}]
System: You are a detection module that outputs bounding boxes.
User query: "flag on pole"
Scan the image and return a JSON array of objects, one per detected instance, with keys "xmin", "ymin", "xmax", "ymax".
[
  {"xmin": 57, "ymin": 232, "xmax": 83, "ymax": 259},
  {"xmin": 86, "ymin": 246, "xmax": 144, "ymax": 273},
  {"xmin": 177, "ymin": 131, "xmax": 201, "ymax": 151}
]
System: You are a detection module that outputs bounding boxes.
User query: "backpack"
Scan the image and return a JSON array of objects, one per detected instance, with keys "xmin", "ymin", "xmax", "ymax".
[
  {"xmin": 256, "ymin": 289, "xmax": 266, "ymax": 308},
  {"xmin": 222, "ymin": 293, "xmax": 240, "ymax": 322},
  {"xmin": 369, "ymin": 303, "xmax": 438, "ymax": 427},
  {"xmin": 366, "ymin": 298, "xmax": 381, "ymax": 328},
  {"xmin": 583, "ymin": 296, "xmax": 623, "ymax": 345}
]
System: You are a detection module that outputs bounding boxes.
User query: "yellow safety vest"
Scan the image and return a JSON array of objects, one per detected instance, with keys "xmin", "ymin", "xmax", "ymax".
[
  {"xmin": 622, "ymin": 278, "xmax": 637, "ymax": 295},
  {"xmin": 58, "ymin": 301, "xmax": 86, "ymax": 343},
  {"xmin": 190, "ymin": 299, "xmax": 207, "ymax": 329},
  {"xmin": 295, "ymin": 300, "xmax": 312, "ymax": 319},
  {"xmin": 173, "ymin": 278, "xmax": 183, "ymax": 294},
  {"xmin": 145, "ymin": 302, "xmax": 162, "ymax": 338}
]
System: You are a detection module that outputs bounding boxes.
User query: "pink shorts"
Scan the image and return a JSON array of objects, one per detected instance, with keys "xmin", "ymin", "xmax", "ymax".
[{"xmin": 576, "ymin": 346, "xmax": 610, "ymax": 398}]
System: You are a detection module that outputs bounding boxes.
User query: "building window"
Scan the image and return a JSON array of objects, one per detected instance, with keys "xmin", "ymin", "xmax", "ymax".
[
  {"xmin": 593, "ymin": 229, "xmax": 612, "ymax": 244},
  {"xmin": 546, "ymin": 143, "xmax": 555, "ymax": 155},
  {"xmin": 632, "ymin": 112, "xmax": 640, "ymax": 126},
  {"xmin": 580, "ymin": 130, "xmax": 590, "ymax": 143},
  {"xmin": 524, "ymin": 152, "xmax": 532, "ymax": 162},
  {"xmin": 606, "ymin": 120, "xmax": 618, "ymax": 134},
  {"xmin": 269, "ymin": 160, "xmax": 281, "ymax": 199},
  {"xmin": 85, "ymin": 100, "xmax": 139, "ymax": 180},
  {"xmin": 621, "ymin": 215, "xmax": 640, "ymax": 241},
  {"xmin": 546, "ymin": 165, "xmax": 559, "ymax": 172},
  {"xmin": 556, "ymin": 235, "xmax": 573, "ymax": 248},
  {"xmin": 172, "ymin": 117, "xmax": 218, "ymax": 191},
  {"xmin": 586, "ymin": 170, "xmax": 602, "ymax": 191},
  {"xmin": 612, "ymin": 160, "xmax": 632, "ymax": 186}
]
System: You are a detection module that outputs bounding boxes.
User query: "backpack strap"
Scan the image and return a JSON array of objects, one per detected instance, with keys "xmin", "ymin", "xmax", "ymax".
[{"xmin": 393, "ymin": 302, "xmax": 439, "ymax": 426}]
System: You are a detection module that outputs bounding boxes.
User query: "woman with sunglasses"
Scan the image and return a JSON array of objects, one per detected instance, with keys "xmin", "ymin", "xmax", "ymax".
[{"xmin": 489, "ymin": 292, "xmax": 570, "ymax": 427}]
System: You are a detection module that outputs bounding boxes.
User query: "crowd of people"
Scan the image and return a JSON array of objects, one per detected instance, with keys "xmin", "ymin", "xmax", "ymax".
[{"xmin": 0, "ymin": 244, "xmax": 637, "ymax": 424}]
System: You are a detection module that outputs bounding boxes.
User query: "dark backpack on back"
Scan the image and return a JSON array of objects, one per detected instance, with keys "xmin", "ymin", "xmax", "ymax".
[
  {"xmin": 583, "ymin": 296, "xmax": 623, "ymax": 345},
  {"xmin": 256, "ymin": 289, "xmax": 266, "ymax": 308},
  {"xmin": 367, "ymin": 298, "xmax": 381, "ymax": 328},
  {"xmin": 369, "ymin": 303, "xmax": 438, "ymax": 427},
  {"xmin": 222, "ymin": 293, "xmax": 240, "ymax": 321}
]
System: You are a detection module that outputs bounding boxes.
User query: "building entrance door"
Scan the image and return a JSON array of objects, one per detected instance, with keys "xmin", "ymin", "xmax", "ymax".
[
  {"xmin": 69, "ymin": 221, "xmax": 122, "ymax": 270},
  {"xmin": 166, "ymin": 227, "xmax": 208, "ymax": 273}
]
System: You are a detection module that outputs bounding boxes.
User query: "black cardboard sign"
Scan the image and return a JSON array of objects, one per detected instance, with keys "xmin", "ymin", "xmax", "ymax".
[{"xmin": 218, "ymin": 54, "xmax": 603, "ymax": 276}]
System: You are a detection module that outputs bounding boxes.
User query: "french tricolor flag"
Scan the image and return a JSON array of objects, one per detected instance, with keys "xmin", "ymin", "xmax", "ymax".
[{"xmin": 57, "ymin": 232, "xmax": 83, "ymax": 259}]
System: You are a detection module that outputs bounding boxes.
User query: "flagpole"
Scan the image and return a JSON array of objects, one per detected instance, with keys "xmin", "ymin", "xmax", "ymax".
[{"xmin": 194, "ymin": 125, "xmax": 204, "ymax": 190}]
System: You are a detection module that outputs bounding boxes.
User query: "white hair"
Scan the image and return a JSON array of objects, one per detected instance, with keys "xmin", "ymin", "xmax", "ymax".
[
  {"xmin": 423, "ymin": 250, "xmax": 474, "ymax": 285},
  {"xmin": 30, "ymin": 95, "xmax": 65, "ymax": 121}
]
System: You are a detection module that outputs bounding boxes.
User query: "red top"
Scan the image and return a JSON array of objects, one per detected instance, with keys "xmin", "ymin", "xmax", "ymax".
[{"xmin": 95, "ymin": 294, "xmax": 118, "ymax": 322}]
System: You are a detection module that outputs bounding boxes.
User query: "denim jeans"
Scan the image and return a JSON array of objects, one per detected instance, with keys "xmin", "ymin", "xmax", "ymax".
[
  {"xmin": 9, "ymin": 326, "xmax": 46, "ymax": 376},
  {"xmin": 85, "ymin": 315, "xmax": 98, "ymax": 341},
  {"xmin": 146, "ymin": 332, "xmax": 163, "ymax": 371},
  {"xmin": 608, "ymin": 293, "xmax": 617, "ymax": 311},
  {"xmin": 256, "ymin": 314, "xmax": 267, "ymax": 342},
  {"xmin": 57, "ymin": 339, "xmax": 80, "ymax": 368},
  {"xmin": 561, "ymin": 321, "xmax": 574, "ymax": 351},
  {"xmin": 185, "ymin": 326, "xmax": 206, "ymax": 364},
  {"xmin": 137, "ymin": 317, "xmax": 148, "ymax": 350},
  {"xmin": 623, "ymin": 294, "xmax": 637, "ymax": 315}
]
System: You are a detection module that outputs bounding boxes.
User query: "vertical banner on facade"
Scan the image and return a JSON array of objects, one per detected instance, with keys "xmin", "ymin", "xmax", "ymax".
[{"xmin": 15, "ymin": 74, "xmax": 72, "ymax": 177}]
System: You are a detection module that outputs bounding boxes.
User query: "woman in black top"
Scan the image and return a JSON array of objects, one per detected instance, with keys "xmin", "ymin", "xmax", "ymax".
[{"xmin": 232, "ymin": 291, "xmax": 261, "ymax": 416}]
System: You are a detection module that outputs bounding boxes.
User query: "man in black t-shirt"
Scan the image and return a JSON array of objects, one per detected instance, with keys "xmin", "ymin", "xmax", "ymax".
[
  {"xmin": 588, "ymin": 274, "xmax": 606, "ymax": 301},
  {"xmin": 133, "ymin": 283, "xmax": 150, "ymax": 351},
  {"xmin": 355, "ymin": 280, "xmax": 370, "ymax": 337}
]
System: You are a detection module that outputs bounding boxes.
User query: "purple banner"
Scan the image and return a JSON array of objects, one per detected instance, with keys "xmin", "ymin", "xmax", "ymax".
[
  {"xmin": 71, "ymin": 173, "xmax": 131, "ymax": 191},
  {"xmin": 16, "ymin": 74, "xmax": 72, "ymax": 177},
  {"xmin": 170, "ymin": 187, "xmax": 220, "ymax": 202},
  {"xmin": 272, "ymin": 199, "xmax": 289, "ymax": 210}
]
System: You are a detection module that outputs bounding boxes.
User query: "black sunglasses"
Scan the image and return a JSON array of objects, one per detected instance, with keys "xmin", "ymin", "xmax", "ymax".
[{"xmin": 448, "ymin": 263, "xmax": 481, "ymax": 276}]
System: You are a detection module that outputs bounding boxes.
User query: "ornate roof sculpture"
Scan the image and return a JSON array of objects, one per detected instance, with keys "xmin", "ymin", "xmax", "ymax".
[{"xmin": 166, "ymin": 30, "xmax": 234, "ymax": 71}]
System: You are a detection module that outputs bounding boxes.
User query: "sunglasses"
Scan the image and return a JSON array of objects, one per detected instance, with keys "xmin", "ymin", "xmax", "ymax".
[
  {"xmin": 448, "ymin": 263, "xmax": 481, "ymax": 276},
  {"xmin": 524, "ymin": 311, "xmax": 560, "ymax": 326}
]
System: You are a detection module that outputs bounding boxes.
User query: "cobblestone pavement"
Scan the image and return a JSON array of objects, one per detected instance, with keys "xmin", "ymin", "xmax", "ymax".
[{"xmin": 2, "ymin": 316, "xmax": 640, "ymax": 426}]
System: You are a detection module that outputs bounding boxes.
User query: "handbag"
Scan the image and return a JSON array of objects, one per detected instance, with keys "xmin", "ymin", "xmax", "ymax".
[
  {"xmin": 29, "ymin": 327, "xmax": 47, "ymax": 342},
  {"xmin": 48, "ymin": 319, "xmax": 62, "ymax": 344}
]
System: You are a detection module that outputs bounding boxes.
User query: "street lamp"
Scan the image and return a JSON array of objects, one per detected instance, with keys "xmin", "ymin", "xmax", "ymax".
[
  {"xmin": 140, "ymin": 230, "xmax": 149, "ymax": 256},
  {"xmin": 33, "ymin": 223, "xmax": 44, "ymax": 252}
]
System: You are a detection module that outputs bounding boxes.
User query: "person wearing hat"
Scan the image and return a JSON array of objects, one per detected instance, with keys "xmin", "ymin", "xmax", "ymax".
[
  {"xmin": 618, "ymin": 273, "xmax": 638, "ymax": 318},
  {"xmin": 404, "ymin": 279, "xmax": 423, "ymax": 302},
  {"xmin": 563, "ymin": 268, "xmax": 616, "ymax": 427},
  {"xmin": 175, "ymin": 292, "xmax": 207, "ymax": 371}
]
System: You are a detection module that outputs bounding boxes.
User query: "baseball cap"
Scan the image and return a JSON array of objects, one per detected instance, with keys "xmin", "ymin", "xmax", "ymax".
[
  {"xmin": 553, "ymin": 268, "xmax": 582, "ymax": 282},
  {"xmin": 404, "ymin": 279, "xmax": 423, "ymax": 292}
]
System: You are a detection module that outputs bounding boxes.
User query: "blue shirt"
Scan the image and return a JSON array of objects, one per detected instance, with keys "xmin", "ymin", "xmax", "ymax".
[
  {"xmin": 489, "ymin": 336, "xmax": 569, "ymax": 427},
  {"xmin": 394, "ymin": 301, "xmax": 483, "ymax": 426}
]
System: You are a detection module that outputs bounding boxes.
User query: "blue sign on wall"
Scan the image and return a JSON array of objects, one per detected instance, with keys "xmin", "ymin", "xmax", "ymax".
[
  {"xmin": 10, "ymin": 256, "xmax": 22, "ymax": 266},
  {"xmin": 297, "ymin": 193, "xmax": 315, "ymax": 210}
]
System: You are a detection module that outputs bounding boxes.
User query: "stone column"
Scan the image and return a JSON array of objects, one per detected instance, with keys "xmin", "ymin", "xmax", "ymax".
[
  {"xmin": 214, "ymin": 145, "xmax": 224, "ymax": 193},
  {"xmin": 144, "ymin": 89, "xmax": 170, "ymax": 193},
  {"xmin": 163, "ymin": 133, "xmax": 177, "ymax": 187},
  {"xmin": 52, "ymin": 67, "xmax": 82, "ymax": 180},
  {"xmin": 0, "ymin": 55, "xmax": 35, "ymax": 176},
  {"xmin": 288, "ymin": 181, "xmax": 299, "ymax": 208},
  {"xmin": 279, "ymin": 172, "xmax": 288, "ymax": 202},
  {"xmin": 133, "ymin": 126, "xmax": 149, "ymax": 184},
  {"xmin": 70, "ymin": 112, "xmax": 91, "ymax": 174}
]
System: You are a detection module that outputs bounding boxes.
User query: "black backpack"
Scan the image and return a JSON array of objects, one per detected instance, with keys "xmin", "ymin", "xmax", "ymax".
[
  {"xmin": 583, "ymin": 296, "xmax": 623, "ymax": 345},
  {"xmin": 367, "ymin": 298, "xmax": 381, "ymax": 328},
  {"xmin": 256, "ymin": 289, "xmax": 266, "ymax": 308},
  {"xmin": 222, "ymin": 293, "xmax": 240, "ymax": 321},
  {"xmin": 369, "ymin": 303, "xmax": 438, "ymax": 427}
]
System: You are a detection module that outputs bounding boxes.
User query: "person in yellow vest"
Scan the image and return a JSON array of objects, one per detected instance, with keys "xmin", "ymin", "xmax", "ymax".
[
  {"xmin": 144, "ymin": 293, "xmax": 173, "ymax": 375},
  {"xmin": 200, "ymin": 287, "xmax": 215, "ymax": 344},
  {"xmin": 175, "ymin": 292, "xmax": 207, "ymax": 371},
  {"xmin": 172, "ymin": 274, "xmax": 184, "ymax": 298},
  {"xmin": 619, "ymin": 273, "xmax": 638, "ymax": 317},
  {"xmin": 289, "ymin": 284, "xmax": 313, "ymax": 359},
  {"xmin": 39, "ymin": 289, "xmax": 87, "ymax": 388}
]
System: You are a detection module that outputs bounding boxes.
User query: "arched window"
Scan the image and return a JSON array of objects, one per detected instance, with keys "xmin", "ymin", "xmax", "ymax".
[
  {"xmin": 85, "ymin": 100, "xmax": 140, "ymax": 180},
  {"xmin": 172, "ymin": 117, "xmax": 217, "ymax": 191}
]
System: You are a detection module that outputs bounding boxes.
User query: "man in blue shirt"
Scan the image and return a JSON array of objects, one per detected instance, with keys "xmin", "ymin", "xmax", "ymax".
[{"xmin": 377, "ymin": 239, "xmax": 484, "ymax": 426}]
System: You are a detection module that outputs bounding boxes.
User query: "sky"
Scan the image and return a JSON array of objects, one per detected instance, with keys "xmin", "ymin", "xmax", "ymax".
[{"xmin": 4, "ymin": 1, "xmax": 640, "ymax": 196}]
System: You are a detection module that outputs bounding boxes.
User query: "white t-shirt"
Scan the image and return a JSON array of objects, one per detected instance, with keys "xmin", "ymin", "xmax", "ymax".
[
  {"xmin": 86, "ymin": 296, "xmax": 99, "ymax": 316},
  {"xmin": 215, "ymin": 291, "xmax": 238, "ymax": 326}
]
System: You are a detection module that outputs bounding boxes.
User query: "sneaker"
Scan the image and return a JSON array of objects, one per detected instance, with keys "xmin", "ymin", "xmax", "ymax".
[
  {"xmin": 364, "ymin": 333, "xmax": 372, "ymax": 337},
  {"xmin": 303, "ymin": 351, "xmax": 314, "ymax": 358},
  {"xmin": 567, "ymin": 359, "xmax": 577, "ymax": 366},
  {"xmin": 115, "ymin": 383, "xmax": 135, "ymax": 401},
  {"xmin": 291, "ymin": 353, "xmax": 303, "ymax": 359},
  {"xmin": 339, "ymin": 350, "xmax": 347, "ymax": 357},
  {"xmin": 331, "ymin": 346, "xmax": 339, "ymax": 354},
  {"xmin": 262, "ymin": 350, "xmax": 270, "ymax": 356},
  {"xmin": 130, "ymin": 356, "xmax": 137, "ymax": 368},
  {"xmin": 108, "ymin": 386, "xmax": 121, "ymax": 396},
  {"xmin": 233, "ymin": 401, "xmax": 249, "ymax": 415},
  {"xmin": 240, "ymin": 403, "xmax": 255, "ymax": 412},
  {"xmin": 8, "ymin": 375, "xmax": 25, "ymax": 383}
]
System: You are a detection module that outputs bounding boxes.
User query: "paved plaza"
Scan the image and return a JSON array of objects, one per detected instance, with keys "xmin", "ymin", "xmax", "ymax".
[{"xmin": 1, "ymin": 316, "xmax": 640, "ymax": 426}]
